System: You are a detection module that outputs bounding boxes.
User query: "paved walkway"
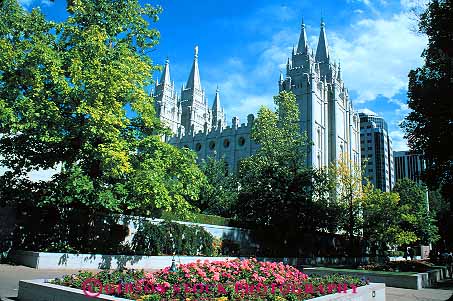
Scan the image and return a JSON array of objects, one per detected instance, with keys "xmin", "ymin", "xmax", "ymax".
[{"xmin": 1, "ymin": 264, "xmax": 452, "ymax": 300}]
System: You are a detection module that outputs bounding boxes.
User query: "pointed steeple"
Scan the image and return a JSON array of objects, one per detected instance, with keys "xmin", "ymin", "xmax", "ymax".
[
  {"xmin": 297, "ymin": 18, "xmax": 308, "ymax": 54},
  {"xmin": 212, "ymin": 86, "xmax": 224, "ymax": 129},
  {"xmin": 316, "ymin": 18, "xmax": 330, "ymax": 63},
  {"xmin": 186, "ymin": 46, "xmax": 202, "ymax": 91},
  {"xmin": 160, "ymin": 57, "xmax": 171, "ymax": 84},
  {"xmin": 212, "ymin": 86, "xmax": 221, "ymax": 112},
  {"xmin": 337, "ymin": 61, "xmax": 342, "ymax": 80},
  {"xmin": 279, "ymin": 70, "xmax": 284, "ymax": 82}
]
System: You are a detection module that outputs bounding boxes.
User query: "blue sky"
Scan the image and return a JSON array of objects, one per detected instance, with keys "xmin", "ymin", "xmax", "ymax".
[{"xmin": 19, "ymin": 0, "xmax": 429, "ymax": 151}]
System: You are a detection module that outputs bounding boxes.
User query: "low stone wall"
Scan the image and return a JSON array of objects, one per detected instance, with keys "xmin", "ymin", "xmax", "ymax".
[
  {"xmin": 120, "ymin": 215, "xmax": 255, "ymax": 253},
  {"xmin": 18, "ymin": 279, "xmax": 130, "ymax": 301},
  {"xmin": 10, "ymin": 250, "xmax": 388, "ymax": 271},
  {"xmin": 18, "ymin": 279, "xmax": 386, "ymax": 301},
  {"xmin": 304, "ymin": 267, "xmax": 446, "ymax": 290},
  {"xmin": 9, "ymin": 251, "xmax": 238, "ymax": 270}
]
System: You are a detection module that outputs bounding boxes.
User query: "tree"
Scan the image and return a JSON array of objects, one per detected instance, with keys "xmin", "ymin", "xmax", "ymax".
[
  {"xmin": 198, "ymin": 156, "xmax": 238, "ymax": 217},
  {"xmin": 328, "ymin": 155, "xmax": 363, "ymax": 255},
  {"xmin": 393, "ymin": 178, "xmax": 440, "ymax": 245},
  {"xmin": 361, "ymin": 184, "xmax": 418, "ymax": 254},
  {"xmin": 235, "ymin": 91, "xmax": 339, "ymax": 255},
  {"xmin": 402, "ymin": 0, "xmax": 453, "ymax": 208},
  {"xmin": 0, "ymin": 0, "xmax": 205, "ymax": 216}
]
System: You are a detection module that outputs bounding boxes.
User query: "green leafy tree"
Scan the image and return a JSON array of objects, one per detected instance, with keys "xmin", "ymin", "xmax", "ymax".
[
  {"xmin": 401, "ymin": 0, "xmax": 453, "ymax": 208},
  {"xmin": 361, "ymin": 184, "xmax": 418, "ymax": 254},
  {"xmin": 236, "ymin": 91, "xmax": 339, "ymax": 255},
  {"xmin": 393, "ymin": 178, "xmax": 440, "ymax": 245},
  {"xmin": 328, "ymin": 155, "xmax": 363, "ymax": 255},
  {"xmin": 0, "ymin": 0, "xmax": 205, "ymax": 216},
  {"xmin": 198, "ymin": 156, "xmax": 238, "ymax": 217}
]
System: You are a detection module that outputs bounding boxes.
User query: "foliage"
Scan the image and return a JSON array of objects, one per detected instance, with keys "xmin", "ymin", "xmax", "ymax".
[
  {"xmin": 328, "ymin": 154, "xmax": 363, "ymax": 255},
  {"xmin": 0, "ymin": 0, "xmax": 205, "ymax": 216},
  {"xmin": 12, "ymin": 207, "xmax": 221, "ymax": 256},
  {"xmin": 361, "ymin": 184, "xmax": 418, "ymax": 252},
  {"xmin": 401, "ymin": 0, "xmax": 453, "ymax": 208},
  {"xmin": 160, "ymin": 211, "xmax": 231, "ymax": 227},
  {"xmin": 13, "ymin": 207, "xmax": 132, "ymax": 255},
  {"xmin": 132, "ymin": 220, "xmax": 217, "ymax": 256},
  {"xmin": 393, "ymin": 178, "xmax": 439, "ymax": 245},
  {"xmin": 198, "ymin": 156, "xmax": 238, "ymax": 217},
  {"xmin": 236, "ymin": 91, "xmax": 340, "ymax": 255},
  {"xmin": 51, "ymin": 259, "xmax": 367, "ymax": 300}
]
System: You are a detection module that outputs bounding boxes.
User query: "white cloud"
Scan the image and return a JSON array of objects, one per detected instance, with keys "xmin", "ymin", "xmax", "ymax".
[
  {"xmin": 329, "ymin": 12, "xmax": 427, "ymax": 103},
  {"xmin": 18, "ymin": 0, "xmax": 34, "ymax": 6},
  {"xmin": 357, "ymin": 108, "xmax": 377, "ymax": 115},
  {"xmin": 390, "ymin": 130, "xmax": 409, "ymax": 151},
  {"xmin": 18, "ymin": 0, "xmax": 54, "ymax": 8}
]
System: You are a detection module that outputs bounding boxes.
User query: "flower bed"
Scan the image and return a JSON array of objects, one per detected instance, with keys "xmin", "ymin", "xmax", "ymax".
[{"xmin": 50, "ymin": 258, "xmax": 367, "ymax": 300}]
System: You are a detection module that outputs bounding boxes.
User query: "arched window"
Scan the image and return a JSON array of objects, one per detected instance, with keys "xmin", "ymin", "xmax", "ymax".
[
  {"xmin": 195, "ymin": 143, "xmax": 202, "ymax": 152},
  {"xmin": 209, "ymin": 141, "xmax": 216, "ymax": 150},
  {"xmin": 238, "ymin": 137, "xmax": 245, "ymax": 146},
  {"xmin": 223, "ymin": 139, "xmax": 230, "ymax": 148}
]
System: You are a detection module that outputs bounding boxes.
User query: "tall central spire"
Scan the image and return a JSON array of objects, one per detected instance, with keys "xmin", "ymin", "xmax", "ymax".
[
  {"xmin": 186, "ymin": 45, "xmax": 202, "ymax": 91},
  {"xmin": 160, "ymin": 58, "xmax": 171, "ymax": 84},
  {"xmin": 296, "ymin": 18, "xmax": 308, "ymax": 54},
  {"xmin": 315, "ymin": 19, "xmax": 330, "ymax": 63}
]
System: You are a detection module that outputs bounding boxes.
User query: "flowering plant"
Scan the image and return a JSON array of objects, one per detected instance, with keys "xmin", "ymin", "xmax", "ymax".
[{"xmin": 50, "ymin": 258, "xmax": 366, "ymax": 300}]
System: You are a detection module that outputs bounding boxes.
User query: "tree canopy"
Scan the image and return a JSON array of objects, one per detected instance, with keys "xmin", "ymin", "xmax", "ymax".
[
  {"xmin": 0, "ymin": 0, "xmax": 205, "ymax": 216},
  {"xmin": 393, "ymin": 178, "xmax": 439, "ymax": 245},
  {"xmin": 235, "ymin": 91, "xmax": 340, "ymax": 255},
  {"xmin": 402, "ymin": 0, "xmax": 453, "ymax": 207}
]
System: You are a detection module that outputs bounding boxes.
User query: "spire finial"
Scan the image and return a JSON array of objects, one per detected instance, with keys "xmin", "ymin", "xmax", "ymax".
[
  {"xmin": 321, "ymin": 17, "xmax": 325, "ymax": 27},
  {"xmin": 216, "ymin": 85, "xmax": 220, "ymax": 92},
  {"xmin": 165, "ymin": 57, "xmax": 169, "ymax": 64},
  {"xmin": 186, "ymin": 45, "xmax": 202, "ymax": 90},
  {"xmin": 297, "ymin": 16, "xmax": 308, "ymax": 54}
]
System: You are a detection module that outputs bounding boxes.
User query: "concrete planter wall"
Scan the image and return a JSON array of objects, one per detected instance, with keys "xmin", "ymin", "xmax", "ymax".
[
  {"xmin": 304, "ymin": 267, "xmax": 446, "ymax": 290},
  {"xmin": 18, "ymin": 279, "xmax": 386, "ymax": 301},
  {"xmin": 9, "ymin": 251, "xmax": 238, "ymax": 270}
]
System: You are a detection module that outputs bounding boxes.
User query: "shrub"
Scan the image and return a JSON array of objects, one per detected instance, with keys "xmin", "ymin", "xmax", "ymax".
[{"xmin": 131, "ymin": 221, "xmax": 216, "ymax": 256}]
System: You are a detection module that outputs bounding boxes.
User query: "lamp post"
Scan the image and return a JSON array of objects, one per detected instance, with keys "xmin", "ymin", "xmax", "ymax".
[{"xmin": 169, "ymin": 234, "xmax": 178, "ymax": 272}]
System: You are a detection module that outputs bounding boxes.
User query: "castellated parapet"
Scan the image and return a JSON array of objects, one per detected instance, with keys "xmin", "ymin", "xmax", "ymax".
[{"xmin": 169, "ymin": 114, "xmax": 259, "ymax": 173}]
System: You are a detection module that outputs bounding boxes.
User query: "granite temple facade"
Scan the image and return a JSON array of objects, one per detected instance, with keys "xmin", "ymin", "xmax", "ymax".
[{"xmin": 153, "ymin": 19, "xmax": 361, "ymax": 173}]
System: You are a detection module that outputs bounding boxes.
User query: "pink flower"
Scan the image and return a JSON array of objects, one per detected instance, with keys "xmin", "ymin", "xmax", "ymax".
[{"xmin": 213, "ymin": 272, "xmax": 220, "ymax": 281}]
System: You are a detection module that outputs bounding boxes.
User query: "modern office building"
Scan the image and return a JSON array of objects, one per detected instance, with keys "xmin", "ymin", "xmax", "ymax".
[
  {"xmin": 394, "ymin": 151, "xmax": 426, "ymax": 184},
  {"xmin": 359, "ymin": 111, "xmax": 394, "ymax": 191}
]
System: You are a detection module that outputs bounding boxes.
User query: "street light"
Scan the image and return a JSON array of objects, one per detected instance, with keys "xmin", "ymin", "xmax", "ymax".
[{"xmin": 169, "ymin": 253, "xmax": 178, "ymax": 272}]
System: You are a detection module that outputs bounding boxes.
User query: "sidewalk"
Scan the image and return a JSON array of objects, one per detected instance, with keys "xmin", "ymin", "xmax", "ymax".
[
  {"xmin": 0, "ymin": 264, "xmax": 100, "ymax": 300},
  {"xmin": 1, "ymin": 264, "xmax": 452, "ymax": 300}
]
